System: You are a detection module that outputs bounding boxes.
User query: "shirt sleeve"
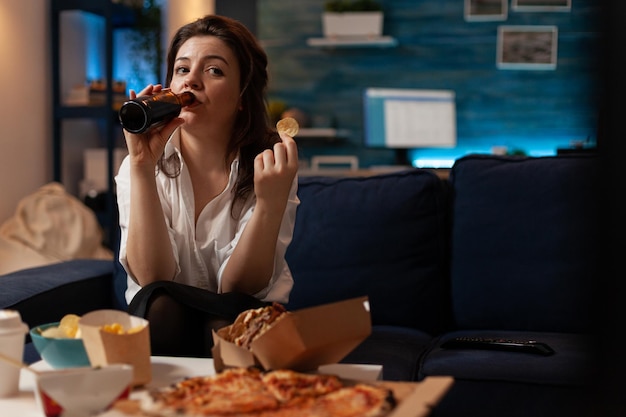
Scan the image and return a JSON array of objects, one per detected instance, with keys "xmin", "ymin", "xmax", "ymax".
[
  {"xmin": 114, "ymin": 155, "xmax": 136, "ymax": 303},
  {"xmin": 115, "ymin": 155, "xmax": 181, "ymax": 304}
]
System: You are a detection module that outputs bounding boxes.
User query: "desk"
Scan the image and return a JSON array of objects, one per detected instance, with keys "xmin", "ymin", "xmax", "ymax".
[{"xmin": 0, "ymin": 357, "xmax": 383, "ymax": 417}]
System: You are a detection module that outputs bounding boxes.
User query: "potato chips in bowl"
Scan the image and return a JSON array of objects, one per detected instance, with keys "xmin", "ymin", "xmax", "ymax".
[{"xmin": 30, "ymin": 316, "xmax": 91, "ymax": 369}]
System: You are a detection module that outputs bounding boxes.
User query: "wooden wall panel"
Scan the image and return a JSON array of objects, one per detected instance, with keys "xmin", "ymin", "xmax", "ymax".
[{"xmin": 257, "ymin": 0, "xmax": 602, "ymax": 167}]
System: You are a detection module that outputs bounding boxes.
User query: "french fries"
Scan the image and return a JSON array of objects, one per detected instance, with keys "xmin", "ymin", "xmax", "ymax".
[{"xmin": 101, "ymin": 322, "xmax": 144, "ymax": 335}]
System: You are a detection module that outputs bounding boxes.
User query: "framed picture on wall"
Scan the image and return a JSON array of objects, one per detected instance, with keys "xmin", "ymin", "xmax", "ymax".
[
  {"xmin": 512, "ymin": 0, "xmax": 571, "ymax": 12},
  {"xmin": 465, "ymin": 0, "xmax": 507, "ymax": 21},
  {"xmin": 497, "ymin": 25, "xmax": 558, "ymax": 70}
]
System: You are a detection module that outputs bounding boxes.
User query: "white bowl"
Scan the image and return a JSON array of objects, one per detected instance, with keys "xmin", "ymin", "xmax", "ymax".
[{"xmin": 34, "ymin": 364, "xmax": 133, "ymax": 417}]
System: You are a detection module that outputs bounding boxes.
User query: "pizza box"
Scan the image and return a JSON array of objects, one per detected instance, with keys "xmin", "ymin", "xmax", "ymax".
[
  {"xmin": 379, "ymin": 377, "xmax": 454, "ymax": 417},
  {"xmin": 79, "ymin": 309, "xmax": 151, "ymax": 387},
  {"xmin": 212, "ymin": 296, "xmax": 372, "ymax": 372}
]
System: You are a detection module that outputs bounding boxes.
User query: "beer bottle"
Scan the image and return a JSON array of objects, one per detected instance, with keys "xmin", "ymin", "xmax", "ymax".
[{"xmin": 118, "ymin": 91, "xmax": 195, "ymax": 134}]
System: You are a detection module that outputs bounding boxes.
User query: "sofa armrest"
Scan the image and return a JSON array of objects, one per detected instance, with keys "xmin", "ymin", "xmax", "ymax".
[{"xmin": 0, "ymin": 259, "xmax": 117, "ymax": 329}]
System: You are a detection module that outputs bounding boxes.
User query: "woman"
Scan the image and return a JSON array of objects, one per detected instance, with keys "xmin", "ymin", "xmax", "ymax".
[{"xmin": 115, "ymin": 15, "xmax": 299, "ymax": 356}]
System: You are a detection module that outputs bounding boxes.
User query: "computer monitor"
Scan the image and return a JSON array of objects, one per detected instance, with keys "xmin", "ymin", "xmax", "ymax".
[{"xmin": 363, "ymin": 88, "xmax": 457, "ymax": 165}]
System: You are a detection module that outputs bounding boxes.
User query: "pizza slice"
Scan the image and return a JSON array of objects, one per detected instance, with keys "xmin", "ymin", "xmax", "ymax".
[
  {"xmin": 141, "ymin": 367, "xmax": 279, "ymax": 416},
  {"xmin": 134, "ymin": 367, "xmax": 397, "ymax": 417},
  {"xmin": 262, "ymin": 369, "xmax": 344, "ymax": 404},
  {"xmin": 311, "ymin": 383, "xmax": 397, "ymax": 417}
]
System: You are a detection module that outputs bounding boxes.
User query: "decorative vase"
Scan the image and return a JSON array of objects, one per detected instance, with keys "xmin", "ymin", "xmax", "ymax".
[{"xmin": 322, "ymin": 11, "xmax": 383, "ymax": 38}]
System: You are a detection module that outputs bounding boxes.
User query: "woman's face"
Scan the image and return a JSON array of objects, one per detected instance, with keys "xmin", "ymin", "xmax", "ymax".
[{"xmin": 169, "ymin": 35, "xmax": 242, "ymax": 133}]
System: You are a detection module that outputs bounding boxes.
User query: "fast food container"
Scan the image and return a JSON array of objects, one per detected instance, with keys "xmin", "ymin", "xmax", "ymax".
[
  {"xmin": 78, "ymin": 309, "xmax": 151, "ymax": 386},
  {"xmin": 34, "ymin": 364, "xmax": 133, "ymax": 417},
  {"xmin": 212, "ymin": 296, "xmax": 372, "ymax": 372}
]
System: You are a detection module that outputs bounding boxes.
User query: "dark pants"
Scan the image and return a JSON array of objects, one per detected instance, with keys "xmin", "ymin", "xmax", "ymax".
[{"xmin": 127, "ymin": 281, "xmax": 268, "ymax": 357}]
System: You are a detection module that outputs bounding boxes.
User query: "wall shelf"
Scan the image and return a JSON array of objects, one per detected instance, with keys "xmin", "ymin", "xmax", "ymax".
[
  {"xmin": 295, "ymin": 128, "xmax": 351, "ymax": 143},
  {"xmin": 306, "ymin": 36, "xmax": 397, "ymax": 48},
  {"xmin": 297, "ymin": 128, "xmax": 350, "ymax": 139}
]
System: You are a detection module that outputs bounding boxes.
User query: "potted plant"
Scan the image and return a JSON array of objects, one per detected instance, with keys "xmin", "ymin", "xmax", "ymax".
[{"xmin": 322, "ymin": 0, "xmax": 384, "ymax": 39}]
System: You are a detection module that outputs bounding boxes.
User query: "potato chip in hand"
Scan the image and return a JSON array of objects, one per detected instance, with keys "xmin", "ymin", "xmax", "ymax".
[{"xmin": 276, "ymin": 117, "xmax": 299, "ymax": 137}]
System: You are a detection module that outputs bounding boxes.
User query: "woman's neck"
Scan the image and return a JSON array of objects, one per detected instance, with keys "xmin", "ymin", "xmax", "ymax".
[
  {"xmin": 179, "ymin": 125, "xmax": 234, "ymax": 171},
  {"xmin": 179, "ymin": 128, "xmax": 235, "ymax": 222}
]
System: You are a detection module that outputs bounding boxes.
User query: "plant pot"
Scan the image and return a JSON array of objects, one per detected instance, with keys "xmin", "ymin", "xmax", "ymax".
[{"xmin": 322, "ymin": 11, "xmax": 383, "ymax": 38}]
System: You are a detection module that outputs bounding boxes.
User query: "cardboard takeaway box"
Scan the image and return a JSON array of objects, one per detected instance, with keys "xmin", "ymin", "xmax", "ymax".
[
  {"xmin": 212, "ymin": 296, "xmax": 372, "ymax": 372},
  {"xmin": 78, "ymin": 310, "xmax": 151, "ymax": 387},
  {"xmin": 377, "ymin": 377, "xmax": 454, "ymax": 417}
]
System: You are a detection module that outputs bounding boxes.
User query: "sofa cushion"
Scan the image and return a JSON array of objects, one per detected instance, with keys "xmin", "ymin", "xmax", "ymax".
[
  {"xmin": 112, "ymin": 230, "xmax": 129, "ymax": 310},
  {"xmin": 285, "ymin": 169, "xmax": 451, "ymax": 334},
  {"xmin": 430, "ymin": 379, "xmax": 593, "ymax": 417},
  {"xmin": 0, "ymin": 182, "xmax": 114, "ymax": 276},
  {"xmin": 23, "ymin": 342, "xmax": 41, "ymax": 364},
  {"xmin": 448, "ymin": 154, "xmax": 600, "ymax": 333},
  {"xmin": 419, "ymin": 330, "xmax": 596, "ymax": 386},
  {"xmin": 0, "ymin": 259, "xmax": 116, "ymax": 329},
  {"xmin": 341, "ymin": 325, "xmax": 434, "ymax": 381}
]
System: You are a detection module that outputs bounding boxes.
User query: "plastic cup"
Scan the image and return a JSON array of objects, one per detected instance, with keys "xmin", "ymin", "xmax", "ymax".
[{"xmin": 0, "ymin": 309, "xmax": 28, "ymax": 398}]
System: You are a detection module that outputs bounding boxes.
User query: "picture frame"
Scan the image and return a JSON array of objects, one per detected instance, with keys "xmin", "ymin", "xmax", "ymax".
[
  {"xmin": 511, "ymin": 0, "xmax": 571, "ymax": 12},
  {"xmin": 464, "ymin": 0, "xmax": 508, "ymax": 22},
  {"xmin": 496, "ymin": 25, "xmax": 558, "ymax": 70}
]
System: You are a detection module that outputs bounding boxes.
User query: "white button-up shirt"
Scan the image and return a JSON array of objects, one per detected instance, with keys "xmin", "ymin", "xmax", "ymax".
[{"xmin": 115, "ymin": 130, "xmax": 299, "ymax": 305}]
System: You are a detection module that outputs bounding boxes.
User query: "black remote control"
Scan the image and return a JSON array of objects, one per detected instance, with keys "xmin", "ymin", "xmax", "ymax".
[{"xmin": 440, "ymin": 337, "xmax": 555, "ymax": 356}]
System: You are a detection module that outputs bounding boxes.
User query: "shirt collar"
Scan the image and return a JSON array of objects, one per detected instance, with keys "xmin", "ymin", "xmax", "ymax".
[
  {"xmin": 163, "ymin": 128, "xmax": 182, "ymax": 160},
  {"xmin": 163, "ymin": 128, "xmax": 240, "ymax": 181}
]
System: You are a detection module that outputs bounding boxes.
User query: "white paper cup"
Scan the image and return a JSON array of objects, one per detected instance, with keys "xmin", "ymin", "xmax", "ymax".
[{"xmin": 0, "ymin": 309, "xmax": 28, "ymax": 398}]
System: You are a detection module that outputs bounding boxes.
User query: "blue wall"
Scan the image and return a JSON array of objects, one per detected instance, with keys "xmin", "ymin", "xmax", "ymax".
[{"xmin": 258, "ymin": 0, "xmax": 602, "ymax": 168}]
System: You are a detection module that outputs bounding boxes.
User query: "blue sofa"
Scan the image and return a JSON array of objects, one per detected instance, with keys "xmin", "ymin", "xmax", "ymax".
[{"xmin": 0, "ymin": 153, "xmax": 602, "ymax": 416}]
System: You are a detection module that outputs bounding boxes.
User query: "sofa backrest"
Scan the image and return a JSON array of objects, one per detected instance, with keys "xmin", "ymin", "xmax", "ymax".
[
  {"xmin": 1, "ymin": 259, "xmax": 116, "ymax": 327},
  {"xmin": 285, "ymin": 169, "xmax": 452, "ymax": 335},
  {"xmin": 448, "ymin": 154, "xmax": 600, "ymax": 333}
]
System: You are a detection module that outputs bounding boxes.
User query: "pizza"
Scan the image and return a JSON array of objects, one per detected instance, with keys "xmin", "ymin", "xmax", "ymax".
[
  {"xmin": 219, "ymin": 302, "xmax": 289, "ymax": 349},
  {"xmin": 131, "ymin": 367, "xmax": 396, "ymax": 417}
]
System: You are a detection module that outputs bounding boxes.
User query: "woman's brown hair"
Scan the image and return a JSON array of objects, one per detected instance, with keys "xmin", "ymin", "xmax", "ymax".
[{"xmin": 161, "ymin": 15, "xmax": 280, "ymax": 214}]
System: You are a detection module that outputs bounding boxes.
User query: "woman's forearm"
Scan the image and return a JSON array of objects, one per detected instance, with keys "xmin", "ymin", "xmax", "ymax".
[
  {"xmin": 125, "ymin": 166, "xmax": 177, "ymax": 286},
  {"xmin": 221, "ymin": 201, "xmax": 285, "ymax": 295}
]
